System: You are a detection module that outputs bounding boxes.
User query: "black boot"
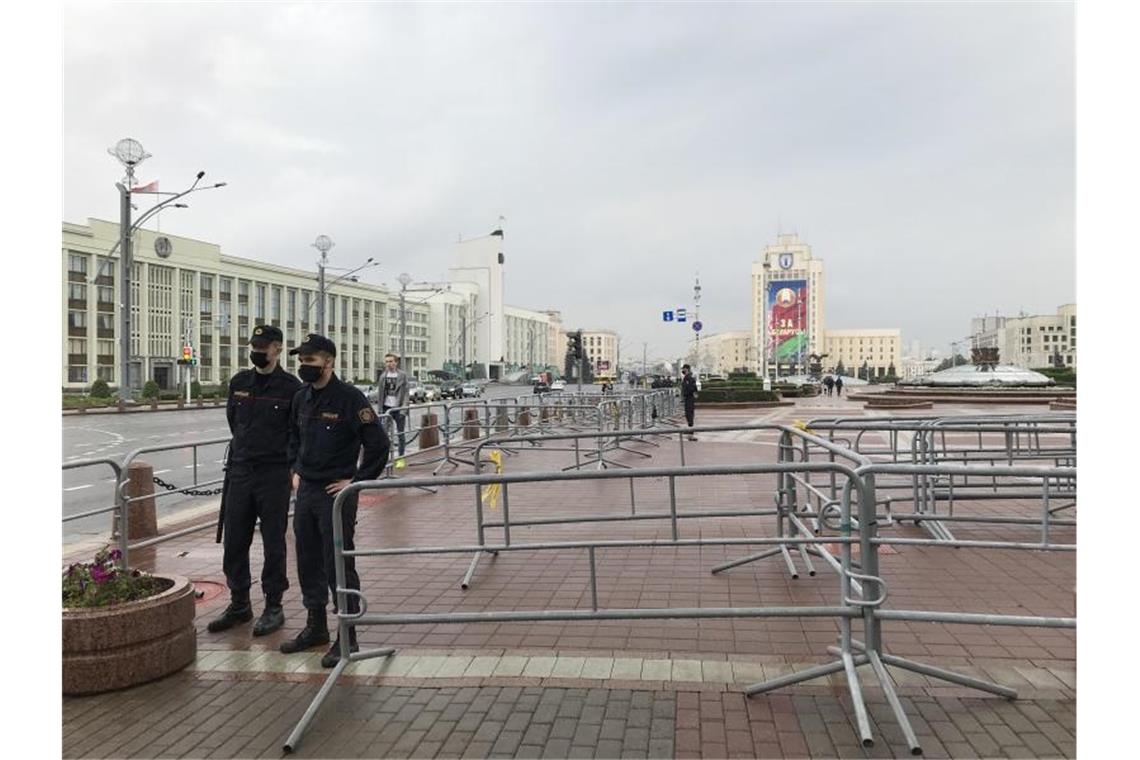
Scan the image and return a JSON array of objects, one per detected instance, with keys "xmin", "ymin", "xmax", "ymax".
[
  {"xmin": 252, "ymin": 598, "xmax": 285, "ymax": 637},
  {"xmin": 321, "ymin": 626, "xmax": 359, "ymax": 668},
  {"xmin": 206, "ymin": 596, "xmax": 253, "ymax": 633},
  {"xmin": 279, "ymin": 608, "xmax": 330, "ymax": 654}
]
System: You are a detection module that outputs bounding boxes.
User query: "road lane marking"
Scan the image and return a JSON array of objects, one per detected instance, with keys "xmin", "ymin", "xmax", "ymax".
[
  {"xmin": 64, "ymin": 485, "xmax": 93, "ymax": 492},
  {"xmin": 154, "ymin": 469, "xmax": 171, "ymax": 475}
]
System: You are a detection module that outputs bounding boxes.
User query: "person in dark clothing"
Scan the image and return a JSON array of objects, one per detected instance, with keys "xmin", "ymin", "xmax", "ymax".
[
  {"xmin": 823, "ymin": 376, "xmax": 835, "ymax": 397},
  {"xmin": 680, "ymin": 364, "xmax": 699, "ymax": 441},
  {"xmin": 208, "ymin": 325, "xmax": 301, "ymax": 637},
  {"xmin": 835, "ymin": 376, "xmax": 844, "ymax": 396},
  {"xmin": 280, "ymin": 334, "xmax": 390, "ymax": 668}
]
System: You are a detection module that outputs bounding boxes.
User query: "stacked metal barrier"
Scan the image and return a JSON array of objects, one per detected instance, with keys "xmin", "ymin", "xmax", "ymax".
[{"xmin": 282, "ymin": 416, "xmax": 1076, "ymax": 754}]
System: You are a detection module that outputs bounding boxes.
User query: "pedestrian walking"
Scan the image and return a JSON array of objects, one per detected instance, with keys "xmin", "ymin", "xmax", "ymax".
[
  {"xmin": 835, "ymin": 375, "xmax": 844, "ymax": 397},
  {"xmin": 281, "ymin": 334, "xmax": 390, "ymax": 668},
  {"xmin": 208, "ymin": 325, "xmax": 302, "ymax": 637},
  {"xmin": 824, "ymin": 376, "xmax": 834, "ymax": 397},
  {"xmin": 681, "ymin": 364, "xmax": 699, "ymax": 441},
  {"xmin": 379, "ymin": 353, "xmax": 409, "ymax": 470}
]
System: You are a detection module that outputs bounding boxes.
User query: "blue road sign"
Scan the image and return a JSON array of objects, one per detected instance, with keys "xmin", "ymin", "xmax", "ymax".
[
  {"xmin": 692, "ymin": 321, "xmax": 702, "ymax": 332},
  {"xmin": 677, "ymin": 308, "xmax": 687, "ymax": 323},
  {"xmin": 662, "ymin": 310, "xmax": 674, "ymax": 322}
]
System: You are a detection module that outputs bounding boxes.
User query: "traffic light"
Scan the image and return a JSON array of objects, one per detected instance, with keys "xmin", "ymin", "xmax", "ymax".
[
  {"xmin": 178, "ymin": 346, "xmax": 193, "ymax": 365},
  {"xmin": 567, "ymin": 330, "xmax": 583, "ymax": 360}
]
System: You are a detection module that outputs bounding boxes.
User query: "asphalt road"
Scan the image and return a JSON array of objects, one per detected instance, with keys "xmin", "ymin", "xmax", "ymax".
[{"xmin": 60, "ymin": 381, "xmax": 574, "ymax": 546}]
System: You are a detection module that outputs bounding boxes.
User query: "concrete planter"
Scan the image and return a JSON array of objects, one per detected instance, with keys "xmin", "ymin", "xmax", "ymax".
[{"xmin": 62, "ymin": 574, "xmax": 196, "ymax": 696}]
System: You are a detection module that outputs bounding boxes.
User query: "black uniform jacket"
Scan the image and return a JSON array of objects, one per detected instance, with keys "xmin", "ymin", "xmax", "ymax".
[
  {"xmin": 288, "ymin": 373, "xmax": 390, "ymax": 483},
  {"xmin": 681, "ymin": 375, "xmax": 698, "ymax": 400},
  {"xmin": 227, "ymin": 365, "xmax": 303, "ymax": 466}
]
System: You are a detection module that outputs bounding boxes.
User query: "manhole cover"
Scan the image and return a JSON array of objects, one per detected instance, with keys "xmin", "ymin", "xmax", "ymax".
[{"xmin": 191, "ymin": 580, "xmax": 227, "ymax": 604}]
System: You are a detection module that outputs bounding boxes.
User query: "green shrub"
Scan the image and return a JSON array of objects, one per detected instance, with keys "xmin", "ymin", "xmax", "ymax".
[
  {"xmin": 727, "ymin": 372, "xmax": 757, "ymax": 381},
  {"xmin": 699, "ymin": 389, "xmax": 780, "ymax": 403},
  {"xmin": 1032, "ymin": 367, "xmax": 1076, "ymax": 387},
  {"xmin": 191, "ymin": 381, "xmax": 202, "ymax": 399},
  {"xmin": 142, "ymin": 380, "xmax": 160, "ymax": 400},
  {"xmin": 90, "ymin": 378, "xmax": 111, "ymax": 398}
]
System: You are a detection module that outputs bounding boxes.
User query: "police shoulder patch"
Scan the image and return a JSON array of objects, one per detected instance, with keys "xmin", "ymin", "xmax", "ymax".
[{"xmin": 358, "ymin": 407, "xmax": 376, "ymax": 423}]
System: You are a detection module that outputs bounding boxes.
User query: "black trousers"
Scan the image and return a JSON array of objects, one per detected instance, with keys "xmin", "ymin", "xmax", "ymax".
[
  {"xmin": 294, "ymin": 478, "xmax": 360, "ymax": 614},
  {"xmin": 383, "ymin": 406, "xmax": 406, "ymax": 456},
  {"xmin": 684, "ymin": 397, "xmax": 695, "ymax": 427},
  {"xmin": 222, "ymin": 463, "xmax": 291, "ymax": 603}
]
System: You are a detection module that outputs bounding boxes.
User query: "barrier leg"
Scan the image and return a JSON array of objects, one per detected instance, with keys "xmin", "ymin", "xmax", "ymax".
[
  {"xmin": 841, "ymin": 651, "xmax": 875, "ymax": 748},
  {"xmin": 744, "ymin": 656, "xmax": 860, "ymax": 695},
  {"xmin": 867, "ymin": 651, "xmax": 924, "ymax": 756},
  {"xmin": 710, "ymin": 547, "xmax": 782, "ymax": 574},
  {"xmin": 283, "ymin": 658, "xmax": 349, "ymax": 753},
  {"xmin": 880, "ymin": 652, "xmax": 1018, "ymax": 699}
]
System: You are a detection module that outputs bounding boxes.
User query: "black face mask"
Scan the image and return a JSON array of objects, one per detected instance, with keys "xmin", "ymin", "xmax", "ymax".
[
  {"xmin": 249, "ymin": 351, "xmax": 271, "ymax": 369},
  {"xmin": 298, "ymin": 364, "xmax": 324, "ymax": 384}
]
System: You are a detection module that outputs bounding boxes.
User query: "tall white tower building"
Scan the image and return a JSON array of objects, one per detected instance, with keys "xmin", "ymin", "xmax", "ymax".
[{"xmin": 750, "ymin": 233, "xmax": 825, "ymax": 377}]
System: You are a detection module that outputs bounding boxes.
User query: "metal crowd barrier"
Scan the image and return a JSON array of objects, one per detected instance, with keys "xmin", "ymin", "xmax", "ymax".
[
  {"xmin": 282, "ymin": 433, "xmax": 1076, "ymax": 754},
  {"xmin": 62, "ymin": 438, "xmax": 230, "ymax": 571},
  {"xmin": 284, "ymin": 458, "xmax": 871, "ymax": 753},
  {"xmin": 62, "ymin": 457, "xmax": 126, "ymax": 561},
  {"xmin": 800, "ymin": 414, "xmax": 1077, "ymax": 543}
]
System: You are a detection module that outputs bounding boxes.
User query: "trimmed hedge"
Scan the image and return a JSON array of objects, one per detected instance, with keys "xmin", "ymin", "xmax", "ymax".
[
  {"xmin": 1032, "ymin": 367, "xmax": 1076, "ymax": 387},
  {"xmin": 698, "ymin": 389, "xmax": 781, "ymax": 403}
]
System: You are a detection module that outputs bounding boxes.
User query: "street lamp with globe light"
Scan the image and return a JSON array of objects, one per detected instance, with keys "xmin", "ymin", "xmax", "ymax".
[{"xmin": 108, "ymin": 138, "xmax": 226, "ymax": 401}]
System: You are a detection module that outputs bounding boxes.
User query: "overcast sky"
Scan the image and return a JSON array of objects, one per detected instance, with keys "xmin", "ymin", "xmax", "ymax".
[{"xmin": 63, "ymin": 1, "xmax": 1074, "ymax": 362}]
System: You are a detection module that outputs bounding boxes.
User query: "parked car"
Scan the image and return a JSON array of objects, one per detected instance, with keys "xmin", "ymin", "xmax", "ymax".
[
  {"xmin": 352, "ymin": 383, "xmax": 379, "ymax": 405},
  {"xmin": 550, "ymin": 380, "xmax": 566, "ymax": 391},
  {"xmin": 439, "ymin": 381, "xmax": 464, "ymax": 400},
  {"xmin": 460, "ymin": 383, "xmax": 482, "ymax": 398},
  {"xmin": 422, "ymin": 384, "xmax": 441, "ymax": 402},
  {"xmin": 408, "ymin": 381, "xmax": 425, "ymax": 404}
]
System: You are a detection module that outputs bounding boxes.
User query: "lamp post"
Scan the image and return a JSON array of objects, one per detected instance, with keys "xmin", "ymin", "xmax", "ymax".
[
  {"xmin": 760, "ymin": 260, "xmax": 771, "ymax": 380},
  {"xmin": 453, "ymin": 311, "xmax": 493, "ymax": 380},
  {"xmin": 108, "ymin": 138, "xmax": 225, "ymax": 400},
  {"xmin": 312, "ymin": 235, "xmax": 334, "ymax": 335}
]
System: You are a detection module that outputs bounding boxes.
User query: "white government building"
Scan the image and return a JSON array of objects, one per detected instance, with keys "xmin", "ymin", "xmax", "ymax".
[
  {"xmin": 62, "ymin": 220, "xmax": 566, "ymax": 391},
  {"xmin": 971, "ymin": 305, "xmax": 1076, "ymax": 370}
]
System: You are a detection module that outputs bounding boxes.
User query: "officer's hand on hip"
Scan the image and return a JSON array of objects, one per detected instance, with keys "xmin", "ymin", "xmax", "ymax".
[
  {"xmin": 326, "ymin": 478, "xmax": 352, "ymax": 495},
  {"xmin": 292, "ymin": 472, "xmax": 300, "ymax": 490}
]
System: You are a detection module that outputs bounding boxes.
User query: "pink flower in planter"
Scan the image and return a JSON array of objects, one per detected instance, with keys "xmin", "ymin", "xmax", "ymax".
[{"xmin": 90, "ymin": 565, "xmax": 114, "ymax": 584}]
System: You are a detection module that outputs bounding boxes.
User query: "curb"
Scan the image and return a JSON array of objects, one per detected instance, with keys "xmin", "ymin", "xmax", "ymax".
[{"xmin": 63, "ymin": 403, "xmax": 225, "ymax": 417}]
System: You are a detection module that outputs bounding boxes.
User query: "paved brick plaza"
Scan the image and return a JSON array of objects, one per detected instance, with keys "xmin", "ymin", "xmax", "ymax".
[{"xmin": 63, "ymin": 396, "xmax": 1076, "ymax": 758}]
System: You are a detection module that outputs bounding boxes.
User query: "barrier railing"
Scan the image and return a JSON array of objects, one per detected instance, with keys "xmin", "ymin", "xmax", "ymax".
[
  {"xmin": 284, "ymin": 459, "xmax": 872, "ymax": 752},
  {"xmin": 62, "ymin": 457, "xmax": 126, "ymax": 562},
  {"xmin": 801, "ymin": 415, "xmax": 1077, "ymax": 542},
  {"xmin": 283, "ymin": 448, "xmax": 1076, "ymax": 754}
]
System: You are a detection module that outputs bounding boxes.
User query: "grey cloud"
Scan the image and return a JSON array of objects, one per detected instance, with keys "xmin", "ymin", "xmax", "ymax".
[{"xmin": 65, "ymin": 1, "xmax": 1074, "ymax": 362}]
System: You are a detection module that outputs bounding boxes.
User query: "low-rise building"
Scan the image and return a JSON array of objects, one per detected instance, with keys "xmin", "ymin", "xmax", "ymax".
[
  {"xmin": 696, "ymin": 331, "xmax": 753, "ymax": 375},
  {"xmin": 823, "ymin": 329, "xmax": 902, "ymax": 379},
  {"xmin": 582, "ymin": 329, "xmax": 620, "ymax": 376}
]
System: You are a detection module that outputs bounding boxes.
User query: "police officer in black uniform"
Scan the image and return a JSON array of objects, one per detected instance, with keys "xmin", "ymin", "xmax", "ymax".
[
  {"xmin": 281, "ymin": 334, "xmax": 389, "ymax": 667},
  {"xmin": 208, "ymin": 325, "xmax": 302, "ymax": 636},
  {"xmin": 681, "ymin": 363, "xmax": 699, "ymax": 442}
]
